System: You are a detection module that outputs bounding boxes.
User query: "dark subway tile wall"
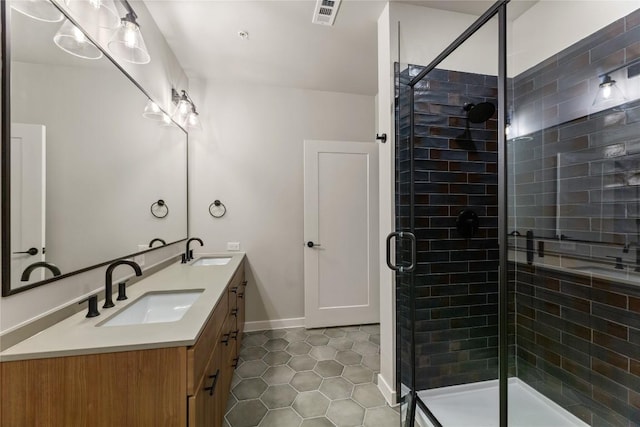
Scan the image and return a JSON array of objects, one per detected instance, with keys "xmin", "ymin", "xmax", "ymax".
[
  {"xmin": 509, "ymin": 9, "xmax": 640, "ymax": 260},
  {"xmin": 510, "ymin": 8, "xmax": 640, "ymax": 427},
  {"xmin": 514, "ymin": 264, "xmax": 640, "ymax": 426},
  {"xmin": 395, "ymin": 65, "xmax": 499, "ymax": 391}
]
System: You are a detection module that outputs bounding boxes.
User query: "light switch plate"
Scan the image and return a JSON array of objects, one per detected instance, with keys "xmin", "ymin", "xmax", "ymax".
[{"xmin": 227, "ymin": 242, "xmax": 240, "ymax": 251}]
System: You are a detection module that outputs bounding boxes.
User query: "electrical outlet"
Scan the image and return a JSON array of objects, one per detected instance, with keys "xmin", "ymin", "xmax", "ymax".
[{"xmin": 227, "ymin": 242, "xmax": 240, "ymax": 251}]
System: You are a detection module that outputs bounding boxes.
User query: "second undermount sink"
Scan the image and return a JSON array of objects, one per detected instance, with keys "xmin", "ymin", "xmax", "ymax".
[
  {"xmin": 99, "ymin": 290, "xmax": 204, "ymax": 327},
  {"xmin": 192, "ymin": 257, "xmax": 232, "ymax": 266}
]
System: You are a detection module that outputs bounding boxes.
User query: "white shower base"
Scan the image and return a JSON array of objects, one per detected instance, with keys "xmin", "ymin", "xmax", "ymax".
[{"xmin": 414, "ymin": 378, "xmax": 588, "ymax": 427}]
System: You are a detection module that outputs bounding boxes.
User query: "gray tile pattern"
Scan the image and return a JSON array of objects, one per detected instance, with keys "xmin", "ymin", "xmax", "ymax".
[{"xmin": 226, "ymin": 324, "xmax": 399, "ymax": 427}]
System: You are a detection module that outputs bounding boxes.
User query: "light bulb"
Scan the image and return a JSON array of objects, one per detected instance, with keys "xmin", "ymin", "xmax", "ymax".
[
  {"xmin": 162, "ymin": 113, "xmax": 172, "ymax": 125},
  {"xmin": 72, "ymin": 25, "xmax": 86, "ymax": 43},
  {"xmin": 505, "ymin": 123, "xmax": 511, "ymax": 136},
  {"xmin": 148, "ymin": 102, "xmax": 160, "ymax": 113},
  {"xmin": 602, "ymin": 84, "xmax": 612, "ymax": 99},
  {"xmin": 123, "ymin": 22, "xmax": 137, "ymax": 48}
]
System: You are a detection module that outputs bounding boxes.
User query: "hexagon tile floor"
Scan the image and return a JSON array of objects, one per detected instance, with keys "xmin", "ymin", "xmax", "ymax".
[{"xmin": 224, "ymin": 324, "xmax": 400, "ymax": 427}]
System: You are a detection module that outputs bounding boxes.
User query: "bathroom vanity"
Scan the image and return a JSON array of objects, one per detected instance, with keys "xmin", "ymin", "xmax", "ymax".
[{"xmin": 0, "ymin": 253, "xmax": 246, "ymax": 427}]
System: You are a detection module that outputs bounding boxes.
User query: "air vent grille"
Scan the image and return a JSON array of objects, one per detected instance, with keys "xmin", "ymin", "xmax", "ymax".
[{"xmin": 312, "ymin": 0, "xmax": 341, "ymax": 26}]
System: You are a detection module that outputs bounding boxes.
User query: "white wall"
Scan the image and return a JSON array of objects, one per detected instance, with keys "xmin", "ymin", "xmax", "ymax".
[
  {"xmin": 0, "ymin": 1, "xmax": 189, "ymax": 333},
  {"xmin": 376, "ymin": 3, "xmax": 396, "ymax": 405},
  {"xmin": 189, "ymin": 81, "xmax": 375, "ymax": 326},
  {"xmin": 395, "ymin": 3, "xmax": 499, "ymax": 75}
]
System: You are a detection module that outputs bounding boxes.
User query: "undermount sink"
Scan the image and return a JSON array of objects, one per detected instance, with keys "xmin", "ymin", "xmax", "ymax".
[
  {"xmin": 572, "ymin": 266, "xmax": 640, "ymax": 281},
  {"xmin": 192, "ymin": 257, "xmax": 232, "ymax": 266},
  {"xmin": 99, "ymin": 290, "xmax": 204, "ymax": 327}
]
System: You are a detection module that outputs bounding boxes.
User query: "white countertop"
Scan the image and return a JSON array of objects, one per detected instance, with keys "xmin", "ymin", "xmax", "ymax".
[{"xmin": 0, "ymin": 252, "xmax": 245, "ymax": 362}]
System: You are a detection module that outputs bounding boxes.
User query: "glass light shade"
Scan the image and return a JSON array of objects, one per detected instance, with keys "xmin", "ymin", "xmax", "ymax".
[
  {"xmin": 142, "ymin": 99, "xmax": 164, "ymax": 120},
  {"xmin": 66, "ymin": 0, "xmax": 119, "ymax": 29},
  {"xmin": 186, "ymin": 111, "xmax": 202, "ymax": 130},
  {"xmin": 593, "ymin": 75, "xmax": 626, "ymax": 108},
  {"xmin": 10, "ymin": 0, "xmax": 66, "ymax": 22},
  {"xmin": 108, "ymin": 17, "xmax": 150, "ymax": 65},
  {"xmin": 53, "ymin": 19, "xmax": 103, "ymax": 60},
  {"xmin": 172, "ymin": 98, "xmax": 191, "ymax": 126}
]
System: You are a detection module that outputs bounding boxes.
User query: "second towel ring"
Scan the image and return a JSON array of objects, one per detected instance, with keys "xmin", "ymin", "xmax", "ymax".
[
  {"xmin": 151, "ymin": 199, "xmax": 169, "ymax": 218},
  {"xmin": 209, "ymin": 200, "xmax": 226, "ymax": 218}
]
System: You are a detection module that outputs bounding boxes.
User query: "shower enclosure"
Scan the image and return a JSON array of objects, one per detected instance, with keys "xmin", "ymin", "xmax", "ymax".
[{"xmin": 391, "ymin": 1, "xmax": 640, "ymax": 426}]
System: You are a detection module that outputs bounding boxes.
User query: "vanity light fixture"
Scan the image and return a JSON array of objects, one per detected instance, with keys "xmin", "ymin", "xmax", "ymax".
[
  {"xmin": 10, "ymin": 0, "xmax": 66, "ymax": 23},
  {"xmin": 53, "ymin": 19, "xmax": 103, "ymax": 59},
  {"xmin": 107, "ymin": 0, "xmax": 150, "ymax": 64},
  {"xmin": 592, "ymin": 58, "xmax": 640, "ymax": 108},
  {"xmin": 172, "ymin": 88, "xmax": 202, "ymax": 130},
  {"xmin": 592, "ymin": 74, "xmax": 626, "ymax": 107},
  {"xmin": 142, "ymin": 98, "xmax": 164, "ymax": 120}
]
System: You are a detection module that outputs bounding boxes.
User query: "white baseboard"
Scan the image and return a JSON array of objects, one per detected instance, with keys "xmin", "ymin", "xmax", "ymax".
[
  {"xmin": 377, "ymin": 373, "xmax": 397, "ymax": 406},
  {"xmin": 244, "ymin": 317, "xmax": 306, "ymax": 332}
]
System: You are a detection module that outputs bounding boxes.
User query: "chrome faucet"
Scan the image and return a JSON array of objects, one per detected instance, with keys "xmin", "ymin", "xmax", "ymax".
[
  {"xmin": 104, "ymin": 260, "xmax": 142, "ymax": 308},
  {"xmin": 183, "ymin": 237, "xmax": 203, "ymax": 263},
  {"xmin": 21, "ymin": 261, "xmax": 62, "ymax": 281}
]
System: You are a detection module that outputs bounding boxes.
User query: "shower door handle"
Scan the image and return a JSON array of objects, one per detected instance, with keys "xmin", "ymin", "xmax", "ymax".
[
  {"xmin": 386, "ymin": 232, "xmax": 416, "ymax": 273},
  {"xmin": 386, "ymin": 232, "xmax": 401, "ymax": 271}
]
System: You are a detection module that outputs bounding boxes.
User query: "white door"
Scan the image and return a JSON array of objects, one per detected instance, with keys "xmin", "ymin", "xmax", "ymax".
[
  {"xmin": 304, "ymin": 140, "xmax": 379, "ymax": 328},
  {"xmin": 11, "ymin": 123, "xmax": 46, "ymax": 288}
]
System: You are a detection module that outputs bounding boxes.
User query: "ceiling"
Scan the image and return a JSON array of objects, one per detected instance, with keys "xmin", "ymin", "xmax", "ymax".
[{"xmin": 145, "ymin": 0, "xmax": 537, "ymax": 96}]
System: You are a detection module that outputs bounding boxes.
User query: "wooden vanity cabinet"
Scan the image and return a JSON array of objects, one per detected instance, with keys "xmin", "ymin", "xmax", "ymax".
[{"xmin": 0, "ymin": 261, "xmax": 246, "ymax": 427}]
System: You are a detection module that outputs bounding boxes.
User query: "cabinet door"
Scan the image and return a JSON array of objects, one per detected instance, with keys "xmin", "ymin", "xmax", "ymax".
[{"xmin": 188, "ymin": 347, "xmax": 222, "ymax": 427}]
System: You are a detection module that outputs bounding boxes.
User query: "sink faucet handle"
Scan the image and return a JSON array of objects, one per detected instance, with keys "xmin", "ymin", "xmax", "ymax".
[
  {"xmin": 117, "ymin": 281, "xmax": 128, "ymax": 301},
  {"xmin": 606, "ymin": 255, "xmax": 624, "ymax": 270},
  {"xmin": 79, "ymin": 295, "xmax": 100, "ymax": 318}
]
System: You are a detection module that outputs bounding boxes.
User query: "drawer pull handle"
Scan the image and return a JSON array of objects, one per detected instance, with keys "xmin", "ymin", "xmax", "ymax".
[
  {"xmin": 231, "ymin": 329, "xmax": 239, "ymax": 340},
  {"xmin": 231, "ymin": 308, "xmax": 238, "ymax": 317},
  {"xmin": 238, "ymin": 292, "xmax": 244, "ymax": 299},
  {"xmin": 221, "ymin": 333, "xmax": 231, "ymax": 345},
  {"xmin": 232, "ymin": 357, "xmax": 240, "ymax": 368},
  {"xmin": 242, "ymin": 280, "xmax": 248, "ymax": 286},
  {"xmin": 230, "ymin": 287, "xmax": 238, "ymax": 294},
  {"xmin": 204, "ymin": 369, "xmax": 220, "ymax": 396}
]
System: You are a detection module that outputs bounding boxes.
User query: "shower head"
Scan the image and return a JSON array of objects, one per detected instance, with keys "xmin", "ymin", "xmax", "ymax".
[{"xmin": 463, "ymin": 102, "xmax": 496, "ymax": 124}]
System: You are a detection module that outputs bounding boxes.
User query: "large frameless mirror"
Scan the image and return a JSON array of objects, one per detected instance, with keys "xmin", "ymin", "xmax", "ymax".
[{"xmin": 2, "ymin": 0, "xmax": 188, "ymax": 296}]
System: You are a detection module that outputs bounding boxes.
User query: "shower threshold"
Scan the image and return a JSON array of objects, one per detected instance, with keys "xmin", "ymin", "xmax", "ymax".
[{"xmin": 415, "ymin": 378, "xmax": 588, "ymax": 427}]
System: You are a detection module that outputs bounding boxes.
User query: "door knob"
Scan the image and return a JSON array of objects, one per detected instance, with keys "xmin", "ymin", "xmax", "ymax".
[
  {"xmin": 307, "ymin": 241, "xmax": 321, "ymax": 248},
  {"xmin": 13, "ymin": 247, "xmax": 38, "ymax": 256}
]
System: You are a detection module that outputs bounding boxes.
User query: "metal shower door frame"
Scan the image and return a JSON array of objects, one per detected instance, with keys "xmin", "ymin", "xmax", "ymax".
[{"xmin": 392, "ymin": 1, "xmax": 510, "ymax": 426}]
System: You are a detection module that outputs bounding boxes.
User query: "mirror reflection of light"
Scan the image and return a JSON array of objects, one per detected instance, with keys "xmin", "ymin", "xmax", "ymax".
[
  {"xmin": 123, "ymin": 22, "xmax": 137, "ymax": 48},
  {"xmin": 72, "ymin": 25, "xmax": 86, "ymax": 43},
  {"xmin": 162, "ymin": 113, "xmax": 172, "ymax": 125}
]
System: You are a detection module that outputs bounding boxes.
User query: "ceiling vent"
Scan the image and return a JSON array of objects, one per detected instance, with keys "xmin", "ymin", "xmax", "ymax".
[{"xmin": 312, "ymin": 0, "xmax": 342, "ymax": 26}]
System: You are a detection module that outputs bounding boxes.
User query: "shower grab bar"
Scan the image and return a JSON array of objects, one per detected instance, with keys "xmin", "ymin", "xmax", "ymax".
[{"xmin": 386, "ymin": 231, "xmax": 416, "ymax": 273}]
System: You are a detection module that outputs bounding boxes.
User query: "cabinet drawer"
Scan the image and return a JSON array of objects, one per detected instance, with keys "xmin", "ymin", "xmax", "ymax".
[{"xmin": 187, "ymin": 293, "xmax": 229, "ymax": 396}]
